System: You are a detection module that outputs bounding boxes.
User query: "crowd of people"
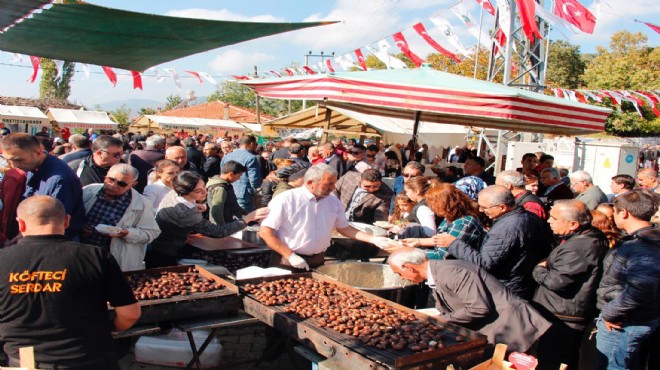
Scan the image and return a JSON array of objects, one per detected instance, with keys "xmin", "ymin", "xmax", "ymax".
[{"xmin": 0, "ymin": 128, "xmax": 657, "ymax": 370}]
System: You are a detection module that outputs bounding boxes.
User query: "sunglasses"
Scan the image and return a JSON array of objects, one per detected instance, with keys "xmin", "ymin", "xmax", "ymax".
[
  {"xmin": 348, "ymin": 150, "xmax": 363, "ymax": 155},
  {"xmin": 105, "ymin": 177, "xmax": 130, "ymax": 188},
  {"xmin": 101, "ymin": 150, "xmax": 122, "ymax": 159}
]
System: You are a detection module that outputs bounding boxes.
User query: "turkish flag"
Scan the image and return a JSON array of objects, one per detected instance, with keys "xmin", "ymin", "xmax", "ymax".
[
  {"xmin": 554, "ymin": 0, "xmax": 596, "ymax": 34},
  {"xmin": 475, "ymin": 0, "xmax": 495, "ymax": 16},
  {"xmin": 354, "ymin": 49, "xmax": 368, "ymax": 71},
  {"xmin": 643, "ymin": 22, "xmax": 660, "ymax": 35},
  {"xmin": 28, "ymin": 56, "xmax": 41, "ymax": 83},
  {"xmin": 412, "ymin": 23, "xmax": 461, "ymax": 63},
  {"xmin": 130, "ymin": 71, "xmax": 143, "ymax": 90},
  {"xmin": 184, "ymin": 70, "xmax": 203, "ymax": 84},
  {"xmin": 325, "ymin": 59, "xmax": 335, "ymax": 73},
  {"xmin": 102, "ymin": 66, "xmax": 117, "ymax": 87},
  {"xmin": 302, "ymin": 66, "xmax": 317, "ymax": 75},
  {"xmin": 515, "ymin": 0, "xmax": 542, "ymax": 41},
  {"xmin": 392, "ymin": 32, "xmax": 424, "ymax": 67}
]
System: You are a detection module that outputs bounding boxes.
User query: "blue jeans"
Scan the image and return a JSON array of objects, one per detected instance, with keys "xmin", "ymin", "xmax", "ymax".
[{"xmin": 595, "ymin": 316, "xmax": 660, "ymax": 370}]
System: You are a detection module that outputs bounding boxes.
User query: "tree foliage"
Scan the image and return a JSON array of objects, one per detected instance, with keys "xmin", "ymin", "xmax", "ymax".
[
  {"xmin": 208, "ymin": 81, "xmax": 302, "ymax": 118},
  {"xmin": 546, "ymin": 40, "xmax": 585, "ymax": 89},
  {"xmin": 164, "ymin": 94, "xmax": 184, "ymax": 110},
  {"xmin": 108, "ymin": 104, "xmax": 132, "ymax": 131},
  {"xmin": 39, "ymin": 59, "xmax": 75, "ymax": 100},
  {"xmin": 426, "ymin": 48, "xmax": 494, "ymax": 81},
  {"xmin": 138, "ymin": 107, "xmax": 157, "ymax": 116}
]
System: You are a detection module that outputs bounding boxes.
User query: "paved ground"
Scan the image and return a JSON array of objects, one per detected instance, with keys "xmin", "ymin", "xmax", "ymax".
[{"xmin": 120, "ymin": 322, "xmax": 298, "ymax": 370}]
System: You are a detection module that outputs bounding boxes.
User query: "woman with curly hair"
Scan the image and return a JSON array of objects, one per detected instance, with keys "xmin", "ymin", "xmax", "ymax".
[
  {"xmin": 402, "ymin": 183, "xmax": 484, "ymax": 259},
  {"xmin": 590, "ymin": 209, "xmax": 621, "ymax": 248}
]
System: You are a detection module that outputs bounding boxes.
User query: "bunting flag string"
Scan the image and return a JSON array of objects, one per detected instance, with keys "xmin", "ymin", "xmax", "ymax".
[
  {"xmin": 302, "ymin": 65, "xmax": 316, "ymax": 74},
  {"xmin": 450, "ymin": 3, "xmax": 491, "ymax": 44},
  {"xmin": 638, "ymin": 20, "xmax": 660, "ymax": 35},
  {"xmin": 130, "ymin": 70, "xmax": 142, "ymax": 90},
  {"xmin": 557, "ymin": 89, "xmax": 660, "ymax": 117},
  {"xmin": 184, "ymin": 70, "xmax": 203, "ymax": 84},
  {"xmin": 325, "ymin": 59, "xmax": 335, "ymax": 73},
  {"xmin": 163, "ymin": 68, "xmax": 182, "ymax": 89},
  {"xmin": 81, "ymin": 63, "xmax": 90, "ymax": 79},
  {"xmin": 101, "ymin": 66, "xmax": 117, "ymax": 87},
  {"xmin": 412, "ymin": 22, "xmax": 461, "ymax": 63},
  {"xmin": 354, "ymin": 49, "xmax": 368, "ymax": 71},
  {"xmin": 429, "ymin": 16, "xmax": 470, "ymax": 56},
  {"xmin": 53, "ymin": 60, "xmax": 64, "ymax": 81},
  {"xmin": 475, "ymin": 0, "xmax": 495, "ymax": 16},
  {"xmin": 28, "ymin": 56, "xmax": 40, "ymax": 83},
  {"xmin": 392, "ymin": 32, "xmax": 424, "ymax": 67}
]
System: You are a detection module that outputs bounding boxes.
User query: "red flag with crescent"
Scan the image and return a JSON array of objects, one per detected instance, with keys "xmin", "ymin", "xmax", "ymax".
[
  {"xmin": 553, "ymin": 0, "xmax": 596, "ymax": 34},
  {"xmin": 325, "ymin": 59, "xmax": 335, "ymax": 73},
  {"xmin": 302, "ymin": 66, "xmax": 317, "ymax": 75},
  {"xmin": 130, "ymin": 71, "xmax": 142, "ymax": 90},
  {"xmin": 515, "ymin": 0, "xmax": 542, "ymax": 41},
  {"xmin": 28, "ymin": 56, "xmax": 41, "ymax": 83},
  {"xmin": 102, "ymin": 66, "xmax": 117, "ymax": 87},
  {"xmin": 354, "ymin": 49, "xmax": 367, "ymax": 71},
  {"xmin": 392, "ymin": 32, "xmax": 424, "ymax": 67},
  {"xmin": 475, "ymin": 0, "xmax": 495, "ymax": 16},
  {"xmin": 412, "ymin": 23, "xmax": 461, "ymax": 63}
]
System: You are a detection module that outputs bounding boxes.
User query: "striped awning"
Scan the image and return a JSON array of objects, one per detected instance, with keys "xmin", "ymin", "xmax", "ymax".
[{"xmin": 241, "ymin": 68, "xmax": 612, "ymax": 136}]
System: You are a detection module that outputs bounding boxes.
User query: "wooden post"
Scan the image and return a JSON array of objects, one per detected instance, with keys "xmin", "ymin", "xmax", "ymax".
[
  {"xmin": 321, "ymin": 107, "xmax": 331, "ymax": 143},
  {"xmin": 411, "ymin": 111, "xmax": 421, "ymax": 149}
]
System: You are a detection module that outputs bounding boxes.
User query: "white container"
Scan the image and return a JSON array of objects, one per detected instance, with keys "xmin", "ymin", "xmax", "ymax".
[
  {"xmin": 135, "ymin": 329, "xmax": 222, "ymax": 369},
  {"xmin": 504, "ymin": 142, "xmax": 544, "ymax": 171},
  {"xmin": 573, "ymin": 141, "xmax": 639, "ymax": 196}
]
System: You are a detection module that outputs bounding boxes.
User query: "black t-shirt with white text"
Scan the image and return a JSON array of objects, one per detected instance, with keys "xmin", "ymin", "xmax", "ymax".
[{"xmin": 0, "ymin": 235, "xmax": 136, "ymax": 366}]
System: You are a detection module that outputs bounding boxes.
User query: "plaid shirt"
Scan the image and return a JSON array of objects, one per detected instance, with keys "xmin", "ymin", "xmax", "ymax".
[
  {"xmin": 437, "ymin": 215, "xmax": 485, "ymax": 248},
  {"xmin": 81, "ymin": 189, "xmax": 132, "ymax": 250}
]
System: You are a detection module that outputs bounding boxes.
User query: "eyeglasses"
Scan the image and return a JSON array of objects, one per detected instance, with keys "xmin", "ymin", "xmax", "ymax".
[
  {"xmin": 101, "ymin": 150, "xmax": 122, "ymax": 159},
  {"xmin": 478, "ymin": 204, "xmax": 500, "ymax": 212},
  {"xmin": 105, "ymin": 177, "xmax": 130, "ymax": 188},
  {"xmin": 348, "ymin": 150, "xmax": 363, "ymax": 155}
]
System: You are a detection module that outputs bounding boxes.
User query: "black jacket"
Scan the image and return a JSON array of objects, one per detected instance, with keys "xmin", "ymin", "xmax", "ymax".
[
  {"xmin": 448, "ymin": 207, "xmax": 551, "ymax": 300},
  {"xmin": 533, "ymin": 227, "xmax": 609, "ymax": 323},
  {"xmin": 185, "ymin": 146, "xmax": 204, "ymax": 169},
  {"xmin": 68, "ymin": 155, "xmax": 110, "ymax": 187}
]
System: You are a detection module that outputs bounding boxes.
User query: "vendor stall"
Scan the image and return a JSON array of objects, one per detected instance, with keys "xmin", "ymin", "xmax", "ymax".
[
  {"xmin": 0, "ymin": 104, "xmax": 49, "ymax": 135},
  {"xmin": 130, "ymin": 115, "xmax": 245, "ymax": 138},
  {"xmin": 46, "ymin": 108, "xmax": 117, "ymax": 133}
]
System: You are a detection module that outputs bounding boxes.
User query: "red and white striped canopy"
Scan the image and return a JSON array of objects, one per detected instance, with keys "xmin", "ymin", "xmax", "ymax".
[{"xmin": 241, "ymin": 68, "xmax": 611, "ymax": 135}]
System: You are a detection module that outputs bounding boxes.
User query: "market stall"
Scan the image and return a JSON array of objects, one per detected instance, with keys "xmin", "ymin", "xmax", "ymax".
[
  {"xmin": 0, "ymin": 104, "xmax": 49, "ymax": 135},
  {"xmin": 46, "ymin": 108, "xmax": 117, "ymax": 134},
  {"xmin": 130, "ymin": 115, "xmax": 245, "ymax": 137}
]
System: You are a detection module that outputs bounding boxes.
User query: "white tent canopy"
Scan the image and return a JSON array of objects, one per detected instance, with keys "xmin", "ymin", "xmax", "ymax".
[
  {"xmin": 239, "ymin": 122, "xmax": 262, "ymax": 133},
  {"xmin": 144, "ymin": 115, "xmax": 245, "ymax": 132},
  {"xmin": 0, "ymin": 104, "xmax": 49, "ymax": 134},
  {"xmin": 328, "ymin": 105, "xmax": 468, "ymax": 149},
  {"xmin": 47, "ymin": 108, "xmax": 117, "ymax": 130}
]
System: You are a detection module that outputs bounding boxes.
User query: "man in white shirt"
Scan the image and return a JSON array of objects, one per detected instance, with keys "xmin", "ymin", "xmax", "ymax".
[{"xmin": 259, "ymin": 163, "xmax": 398, "ymax": 271}]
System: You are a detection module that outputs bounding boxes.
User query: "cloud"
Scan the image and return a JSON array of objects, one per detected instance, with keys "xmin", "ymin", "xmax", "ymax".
[
  {"xmin": 165, "ymin": 8, "xmax": 284, "ymax": 23},
  {"xmin": 209, "ymin": 49, "xmax": 276, "ymax": 74}
]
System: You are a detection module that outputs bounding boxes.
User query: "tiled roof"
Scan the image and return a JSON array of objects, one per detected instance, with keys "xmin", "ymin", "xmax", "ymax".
[{"xmin": 159, "ymin": 100, "xmax": 272, "ymax": 123}]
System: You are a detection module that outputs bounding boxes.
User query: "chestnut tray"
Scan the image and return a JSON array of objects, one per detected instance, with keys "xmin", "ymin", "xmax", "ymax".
[
  {"xmin": 110, "ymin": 265, "xmax": 240, "ymax": 325},
  {"xmin": 238, "ymin": 272, "xmax": 488, "ymax": 370}
]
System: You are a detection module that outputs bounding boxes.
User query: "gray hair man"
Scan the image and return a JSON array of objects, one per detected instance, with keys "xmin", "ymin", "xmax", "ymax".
[
  {"xmin": 128, "ymin": 134, "xmax": 165, "ymax": 192},
  {"xmin": 389, "ymin": 248, "xmax": 551, "ymax": 353},
  {"xmin": 259, "ymin": 164, "xmax": 397, "ymax": 271},
  {"xmin": 60, "ymin": 134, "xmax": 92, "ymax": 164},
  {"xmin": 69, "ymin": 135, "xmax": 124, "ymax": 187},
  {"xmin": 496, "ymin": 170, "xmax": 546, "ymax": 219},
  {"xmin": 81, "ymin": 164, "xmax": 161, "ymax": 270},
  {"xmin": 532, "ymin": 199, "xmax": 609, "ymax": 369},
  {"xmin": 569, "ymin": 171, "xmax": 608, "ymax": 210},
  {"xmin": 442, "ymin": 185, "xmax": 551, "ymax": 299}
]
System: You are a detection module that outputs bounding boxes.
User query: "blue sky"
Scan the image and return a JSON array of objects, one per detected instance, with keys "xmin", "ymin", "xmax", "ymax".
[{"xmin": 0, "ymin": 0, "xmax": 657, "ymax": 108}]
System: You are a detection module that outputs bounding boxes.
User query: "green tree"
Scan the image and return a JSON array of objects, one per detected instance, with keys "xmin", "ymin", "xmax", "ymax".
[
  {"xmin": 426, "ymin": 48, "xmax": 494, "ymax": 81},
  {"xmin": 208, "ymin": 81, "xmax": 301, "ymax": 117},
  {"xmin": 545, "ymin": 40, "xmax": 586, "ymax": 89},
  {"xmin": 164, "ymin": 94, "xmax": 184, "ymax": 110},
  {"xmin": 583, "ymin": 31, "xmax": 659, "ymax": 90},
  {"xmin": 108, "ymin": 104, "xmax": 132, "ymax": 131},
  {"xmin": 39, "ymin": 59, "xmax": 75, "ymax": 100},
  {"xmin": 138, "ymin": 107, "xmax": 157, "ymax": 116},
  {"xmin": 365, "ymin": 54, "xmax": 386, "ymax": 70}
]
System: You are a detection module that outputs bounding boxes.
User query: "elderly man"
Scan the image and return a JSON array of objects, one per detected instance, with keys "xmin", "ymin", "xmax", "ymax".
[
  {"xmin": 69, "ymin": 135, "xmax": 124, "ymax": 186},
  {"xmin": 441, "ymin": 185, "xmax": 550, "ymax": 299},
  {"xmin": 259, "ymin": 164, "xmax": 397, "ymax": 271},
  {"xmin": 81, "ymin": 164, "xmax": 160, "ymax": 271},
  {"xmin": 595, "ymin": 190, "xmax": 660, "ymax": 370},
  {"xmin": 206, "ymin": 161, "xmax": 248, "ymax": 225},
  {"xmin": 389, "ymin": 248, "xmax": 551, "ymax": 353},
  {"xmin": 220, "ymin": 140, "xmax": 234, "ymax": 156},
  {"xmin": 128, "ymin": 134, "xmax": 165, "ymax": 192},
  {"xmin": 60, "ymin": 133, "xmax": 92, "ymax": 163},
  {"xmin": 496, "ymin": 170, "xmax": 546, "ymax": 219},
  {"xmin": 464, "ymin": 156, "xmax": 495, "ymax": 185},
  {"xmin": 335, "ymin": 168, "xmax": 393, "ymax": 223},
  {"xmin": 636, "ymin": 168, "xmax": 659, "ymax": 193},
  {"xmin": 388, "ymin": 161, "xmax": 426, "ymax": 216},
  {"xmin": 540, "ymin": 168, "xmax": 574, "ymax": 204},
  {"xmin": 0, "ymin": 196, "xmax": 140, "ymax": 369},
  {"xmin": 307, "ymin": 145, "xmax": 324, "ymax": 165},
  {"xmin": 221, "ymin": 135, "xmax": 263, "ymax": 212},
  {"xmin": 1, "ymin": 133, "xmax": 85, "ymax": 240},
  {"xmin": 569, "ymin": 171, "xmax": 608, "ymax": 210},
  {"xmin": 165, "ymin": 145, "xmax": 198, "ymax": 173},
  {"xmin": 532, "ymin": 200, "xmax": 609, "ymax": 369}
]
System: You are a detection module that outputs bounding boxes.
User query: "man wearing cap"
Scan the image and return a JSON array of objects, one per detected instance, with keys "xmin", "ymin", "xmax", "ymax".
[
  {"xmin": 259, "ymin": 164, "xmax": 398, "ymax": 271},
  {"xmin": 272, "ymin": 162, "xmax": 309, "ymax": 199}
]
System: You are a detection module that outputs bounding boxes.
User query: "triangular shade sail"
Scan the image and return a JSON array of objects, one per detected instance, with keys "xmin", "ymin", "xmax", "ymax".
[
  {"xmin": 241, "ymin": 68, "xmax": 612, "ymax": 136},
  {"xmin": 0, "ymin": 1, "xmax": 335, "ymax": 71}
]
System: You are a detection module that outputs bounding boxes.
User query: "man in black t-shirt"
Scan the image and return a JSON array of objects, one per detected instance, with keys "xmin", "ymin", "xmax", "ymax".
[{"xmin": 0, "ymin": 196, "xmax": 140, "ymax": 369}]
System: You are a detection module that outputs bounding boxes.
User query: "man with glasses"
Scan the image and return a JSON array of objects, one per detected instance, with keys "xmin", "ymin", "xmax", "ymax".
[
  {"xmin": 442, "ymin": 185, "xmax": 551, "ymax": 299},
  {"xmin": 69, "ymin": 135, "xmax": 124, "ymax": 187},
  {"xmin": 335, "ymin": 169, "xmax": 393, "ymax": 224},
  {"xmin": 388, "ymin": 161, "xmax": 425, "ymax": 217},
  {"xmin": 569, "ymin": 171, "xmax": 608, "ymax": 210},
  {"xmin": 1, "ymin": 133, "xmax": 85, "ymax": 241},
  {"xmin": 345, "ymin": 144, "xmax": 370, "ymax": 174},
  {"xmin": 81, "ymin": 164, "xmax": 160, "ymax": 271}
]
